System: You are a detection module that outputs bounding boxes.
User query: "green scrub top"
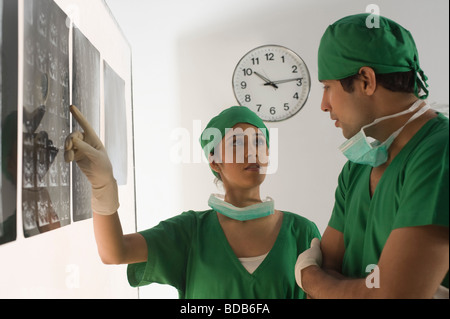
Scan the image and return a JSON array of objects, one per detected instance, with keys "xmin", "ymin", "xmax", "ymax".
[
  {"xmin": 329, "ymin": 112, "xmax": 449, "ymax": 287},
  {"xmin": 127, "ymin": 210, "xmax": 321, "ymax": 299}
]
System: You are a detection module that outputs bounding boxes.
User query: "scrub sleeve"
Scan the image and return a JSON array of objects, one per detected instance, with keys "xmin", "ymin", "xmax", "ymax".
[
  {"xmin": 329, "ymin": 113, "xmax": 449, "ymax": 287},
  {"xmin": 127, "ymin": 210, "xmax": 320, "ymax": 299}
]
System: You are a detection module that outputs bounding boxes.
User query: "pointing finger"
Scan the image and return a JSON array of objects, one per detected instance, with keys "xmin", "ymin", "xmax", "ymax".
[{"xmin": 70, "ymin": 105, "xmax": 96, "ymax": 137}]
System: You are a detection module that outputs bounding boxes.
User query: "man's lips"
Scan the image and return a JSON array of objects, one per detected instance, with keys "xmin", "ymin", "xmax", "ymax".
[{"xmin": 331, "ymin": 116, "xmax": 340, "ymax": 127}]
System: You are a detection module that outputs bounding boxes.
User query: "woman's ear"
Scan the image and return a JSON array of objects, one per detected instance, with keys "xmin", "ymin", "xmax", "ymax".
[{"xmin": 209, "ymin": 153, "xmax": 221, "ymax": 175}]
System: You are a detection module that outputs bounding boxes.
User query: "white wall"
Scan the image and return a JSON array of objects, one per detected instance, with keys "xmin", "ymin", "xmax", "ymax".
[
  {"xmin": 0, "ymin": 0, "xmax": 136, "ymax": 298},
  {"xmin": 105, "ymin": 0, "xmax": 449, "ymax": 299}
]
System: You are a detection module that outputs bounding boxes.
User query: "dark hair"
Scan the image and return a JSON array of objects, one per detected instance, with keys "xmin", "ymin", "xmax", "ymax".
[{"xmin": 340, "ymin": 70, "xmax": 416, "ymax": 94}]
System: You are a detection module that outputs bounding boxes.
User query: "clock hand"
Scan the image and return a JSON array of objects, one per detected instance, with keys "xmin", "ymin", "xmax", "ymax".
[
  {"xmin": 266, "ymin": 77, "xmax": 303, "ymax": 85},
  {"xmin": 254, "ymin": 71, "xmax": 279, "ymax": 89}
]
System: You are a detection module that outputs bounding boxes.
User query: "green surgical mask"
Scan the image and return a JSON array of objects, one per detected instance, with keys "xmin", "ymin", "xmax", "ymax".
[
  {"xmin": 208, "ymin": 194, "xmax": 274, "ymax": 221},
  {"xmin": 339, "ymin": 100, "xmax": 430, "ymax": 167},
  {"xmin": 318, "ymin": 13, "xmax": 429, "ymax": 99}
]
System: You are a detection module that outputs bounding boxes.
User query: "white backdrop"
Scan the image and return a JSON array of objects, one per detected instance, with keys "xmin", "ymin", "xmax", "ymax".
[{"xmin": 105, "ymin": 0, "xmax": 449, "ymax": 299}]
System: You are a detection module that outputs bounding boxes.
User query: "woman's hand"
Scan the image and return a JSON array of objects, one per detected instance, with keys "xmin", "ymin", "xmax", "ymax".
[{"xmin": 64, "ymin": 105, "xmax": 119, "ymax": 215}]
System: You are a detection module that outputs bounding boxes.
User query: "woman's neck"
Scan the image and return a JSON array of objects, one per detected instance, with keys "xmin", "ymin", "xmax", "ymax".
[{"xmin": 224, "ymin": 188, "xmax": 262, "ymax": 208}]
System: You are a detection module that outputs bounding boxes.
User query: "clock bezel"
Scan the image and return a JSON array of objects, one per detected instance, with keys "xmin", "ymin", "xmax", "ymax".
[{"xmin": 232, "ymin": 44, "xmax": 311, "ymax": 122}]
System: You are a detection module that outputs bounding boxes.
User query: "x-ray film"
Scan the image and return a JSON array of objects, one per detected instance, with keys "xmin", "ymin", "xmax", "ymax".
[
  {"xmin": 104, "ymin": 61, "xmax": 127, "ymax": 186},
  {"xmin": 22, "ymin": 0, "xmax": 70, "ymax": 237},
  {"xmin": 72, "ymin": 26, "xmax": 100, "ymax": 221},
  {"xmin": 1, "ymin": 0, "xmax": 18, "ymax": 246}
]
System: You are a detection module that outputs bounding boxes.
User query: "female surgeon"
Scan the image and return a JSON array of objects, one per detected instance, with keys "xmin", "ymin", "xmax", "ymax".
[{"xmin": 64, "ymin": 104, "xmax": 320, "ymax": 298}]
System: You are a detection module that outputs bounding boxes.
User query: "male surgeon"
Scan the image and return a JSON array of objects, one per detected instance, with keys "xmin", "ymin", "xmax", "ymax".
[{"xmin": 295, "ymin": 13, "xmax": 449, "ymax": 298}]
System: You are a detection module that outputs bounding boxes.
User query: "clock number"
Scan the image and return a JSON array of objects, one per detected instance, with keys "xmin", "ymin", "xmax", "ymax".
[
  {"xmin": 243, "ymin": 68, "xmax": 253, "ymax": 76},
  {"xmin": 292, "ymin": 65, "xmax": 298, "ymax": 73},
  {"xmin": 245, "ymin": 95, "xmax": 251, "ymax": 102},
  {"xmin": 284, "ymin": 103, "xmax": 290, "ymax": 111},
  {"xmin": 251, "ymin": 58, "xmax": 259, "ymax": 65},
  {"xmin": 293, "ymin": 92, "xmax": 299, "ymax": 100},
  {"xmin": 257, "ymin": 104, "xmax": 262, "ymax": 112},
  {"xmin": 270, "ymin": 107, "xmax": 276, "ymax": 115},
  {"xmin": 281, "ymin": 56, "xmax": 285, "ymax": 63},
  {"xmin": 240, "ymin": 81, "xmax": 247, "ymax": 89},
  {"xmin": 297, "ymin": 78, "xmax": 303, "ymax": 86},
  {"xmin": 265, "ymin": 53, "xmax": 274, "ymax": 61}
]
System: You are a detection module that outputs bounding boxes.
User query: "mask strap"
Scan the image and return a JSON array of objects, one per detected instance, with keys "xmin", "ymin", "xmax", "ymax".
[
  {"xmin": 414, "ymin": 66, "xmax": 429, "ymax": 100},
  {"xmin": 363, "ymin": 99, "xmax": 424, "ymax": 129},
  {"xmin": 386, "ymin": 103, "xmax": 430, "ymax": 141}
]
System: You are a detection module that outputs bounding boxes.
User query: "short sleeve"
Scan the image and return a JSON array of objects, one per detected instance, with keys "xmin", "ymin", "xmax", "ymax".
[
  {"xmin": 393, "ymin": 129, "xmax": 449, "ymax": 229},
  {"xmin": 309, "ymin": 220, "xmax": 322, "ymax": 241},
  {"xmin": 127, "ymin": 211, "xmax": 197, "ymax": 290},
  {"xmin": 328, "ymin": 162, "xmax": 351, "ymax": 233}
]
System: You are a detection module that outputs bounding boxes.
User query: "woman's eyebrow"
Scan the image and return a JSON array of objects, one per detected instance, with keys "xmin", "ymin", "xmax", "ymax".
[{"xmin": 226, "ymin": 133, "xmax": 262, "ymax": 141}]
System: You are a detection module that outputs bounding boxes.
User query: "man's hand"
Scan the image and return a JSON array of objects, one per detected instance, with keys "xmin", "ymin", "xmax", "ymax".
[
  {"xmin": 64, "ymin": 105, "xmax": 119, "ymax": 215},
  {"xmin": 295, "ymin": 238, "xmax": 323, "ymax": 290}
]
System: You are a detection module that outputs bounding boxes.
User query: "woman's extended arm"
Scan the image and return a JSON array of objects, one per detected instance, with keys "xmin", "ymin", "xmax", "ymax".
[
  {"xmin": 65, "ymin": 105, "xmax": 147, "ymax": 265},
  {"xmin": 93, "ymin": 213, "xmax": 147, "ymax": 265}
]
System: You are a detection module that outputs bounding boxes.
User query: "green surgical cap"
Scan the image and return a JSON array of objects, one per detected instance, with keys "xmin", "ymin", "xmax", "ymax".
[
  {"xmin": 199, "ymin": 106, "xmax": 269, "ymax": 177},
  {"xmin": 318, "ymin": 13, "xmax": 429, "ymax": 99}
]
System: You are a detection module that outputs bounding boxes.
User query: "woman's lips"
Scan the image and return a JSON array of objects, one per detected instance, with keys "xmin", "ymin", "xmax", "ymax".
[{"xmin": 245, "ymin": 163, "xmax": 260, "ymax": 171}]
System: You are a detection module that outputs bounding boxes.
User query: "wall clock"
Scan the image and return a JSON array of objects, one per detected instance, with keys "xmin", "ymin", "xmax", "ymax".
[{"xmin": 232, "ymin": 45, "xmax": 311, "ymax": 122}]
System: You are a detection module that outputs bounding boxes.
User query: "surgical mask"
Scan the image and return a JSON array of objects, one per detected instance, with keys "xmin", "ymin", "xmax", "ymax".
[
  {"xmin": 208, "ymin": 194, "xmax": 274, "ymax": 221},
  {"xmin": 339, "ymin": 100, "xmax": 430, "ymax": 167}
]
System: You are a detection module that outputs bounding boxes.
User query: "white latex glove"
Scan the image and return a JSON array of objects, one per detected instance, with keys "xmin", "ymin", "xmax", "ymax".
[
  {"xmin": 295, "ymin": 238, "xmax": 323, "ymax": 290},
  {"xmin": 64, "ymin": 105, "xmax": 119, "ymax": 215},
  {"xmin": 433, "ymin": 285, "xmax": 449, "ymax": 299}
]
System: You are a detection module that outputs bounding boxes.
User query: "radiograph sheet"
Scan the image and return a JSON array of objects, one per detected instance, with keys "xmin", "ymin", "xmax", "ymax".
[
  {"xmin": 1, "ymin": 0, "xmax": 18, "ymax": 246},
  {"xmin": 104, "ymin": 61, "xmax": 127, "ymax": 186},
  {"xmin": 0, "ymin": 0, "xmax": 4, "ymax": 242},
  {"xmin": 22, "ymin": 0, "xmax": 70, "ymax": 237},
  {"xmin": 72, "ymin": 26, "xmax": 100, "ymax": 221}
]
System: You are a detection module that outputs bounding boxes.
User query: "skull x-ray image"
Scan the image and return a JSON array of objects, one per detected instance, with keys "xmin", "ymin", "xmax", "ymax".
[
  {"xmin": 72, "ymin": 26, "xmax": 100, "ymax": 222},
  {"xmin": 22, "ymin": 0, "xmax": 70, "ymax": 237},
  {"xmin": 104, "ymin": 61, "xmax": 128, "ymax": 186}
]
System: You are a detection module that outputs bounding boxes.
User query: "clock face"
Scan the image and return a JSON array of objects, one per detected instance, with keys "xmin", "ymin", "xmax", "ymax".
[{"xmin": 232, "ymin": 45, "xmax": 311, "ymax": 122}]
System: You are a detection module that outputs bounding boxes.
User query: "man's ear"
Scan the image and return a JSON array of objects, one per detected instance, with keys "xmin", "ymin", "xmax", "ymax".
[{"xmin": 358, "ymin": 66, "xmax": 377, "ymax": 96}]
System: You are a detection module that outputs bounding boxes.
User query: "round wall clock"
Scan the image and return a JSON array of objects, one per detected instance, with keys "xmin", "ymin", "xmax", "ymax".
[{"xmin": 232, "ymin": 45, "xmax": 311, "ymax": 122}]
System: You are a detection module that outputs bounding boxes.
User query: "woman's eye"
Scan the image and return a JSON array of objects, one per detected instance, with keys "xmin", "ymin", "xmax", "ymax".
[
  {"xmin": 255, "ymin": 138, "xmax": 265, "ymax": 146},
  {"xmin": 233, "ymin": 138, "xmax": 244, "ymax": 146}
]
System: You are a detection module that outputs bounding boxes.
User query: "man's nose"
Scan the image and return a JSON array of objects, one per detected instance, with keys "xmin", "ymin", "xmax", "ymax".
[{"xmin": 321, "ymin": 93, "xmax": 331, "ymax": 113}]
